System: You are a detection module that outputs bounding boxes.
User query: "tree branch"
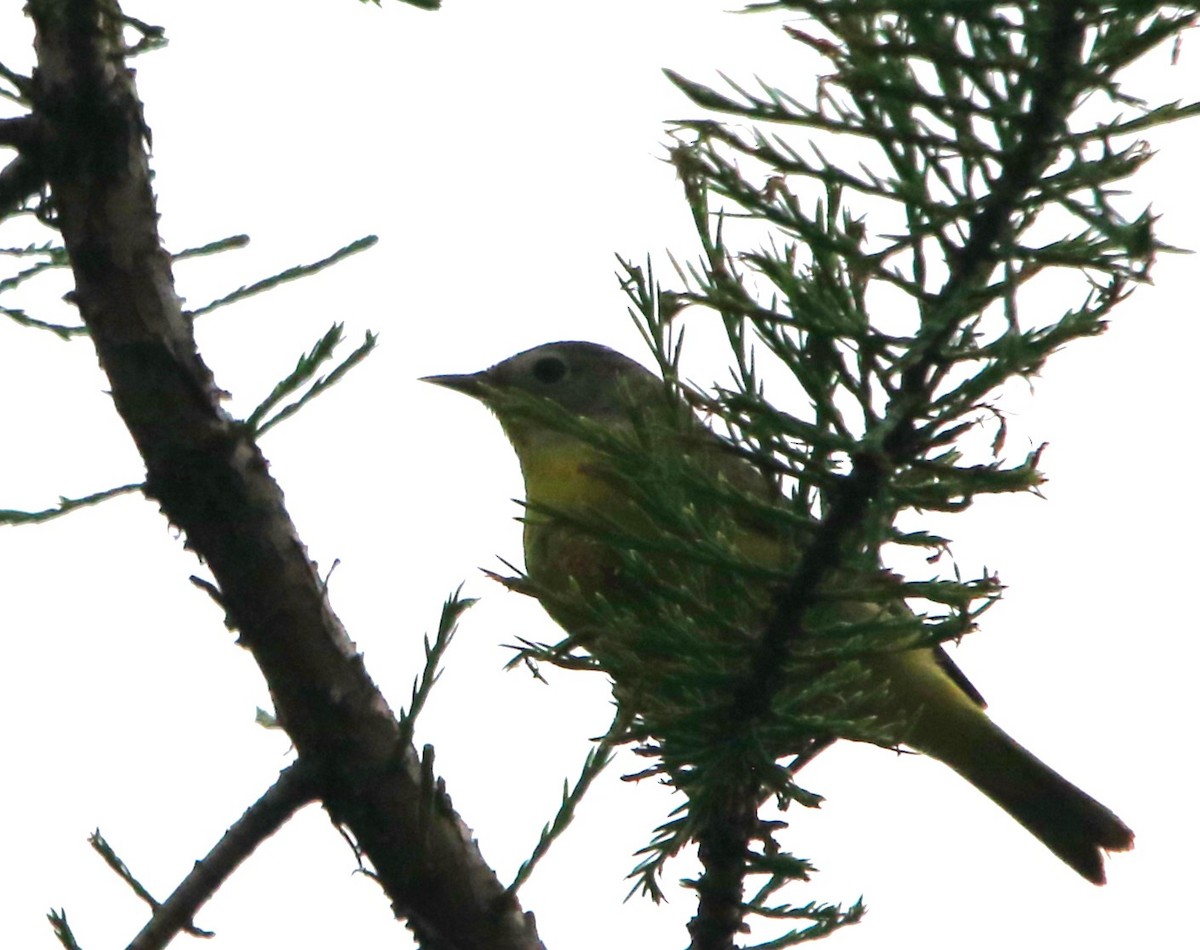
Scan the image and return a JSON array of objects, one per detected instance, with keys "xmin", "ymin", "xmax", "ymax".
[
  {"xmin": 119, "ymin": 762, "xmax": 318, "ymax": 950},
  {"xmin": 746, "ymin": 1, "xmax": 1087, "ymax": 715},
  {"xmin": 0, "ymin": 152, "xmax": 44, "ymax": 218},
  {"xmin": 688, "ymin": 778, "xmax": 757, "ymax": 950},
  {"xmin": 26, "ymin": 2, "xmax": 542, "ymax": 947}
]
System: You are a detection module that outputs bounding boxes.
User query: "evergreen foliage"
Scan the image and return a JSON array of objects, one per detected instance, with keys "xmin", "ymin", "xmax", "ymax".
[{"xmin": 510, "ymin": 4, "xmax": 1197, "ymax": 945}]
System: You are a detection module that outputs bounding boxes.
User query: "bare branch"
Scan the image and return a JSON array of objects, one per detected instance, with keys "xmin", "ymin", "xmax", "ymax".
[
  {"xmin": 125, "ymin": 761, "xmax": 320, "ymax": 950},
  {"xmin": 27, "ymin": 2, "xmax": 543, "ymax": 947}
]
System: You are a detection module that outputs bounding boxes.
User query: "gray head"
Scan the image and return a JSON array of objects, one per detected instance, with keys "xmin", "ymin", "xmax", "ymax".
[{"xmin": 423, "ymin": 341, "xmax": 666, "ymax": 420}]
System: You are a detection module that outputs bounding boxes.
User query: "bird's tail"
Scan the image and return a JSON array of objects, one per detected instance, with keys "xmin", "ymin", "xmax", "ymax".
[
  {"xmin": 869, "ymin": 648, "xmax": 1134, "ymax": 884},
  {"xmin": 931, "ymin": 718, "xmax": 1134, "ymax": 884}
]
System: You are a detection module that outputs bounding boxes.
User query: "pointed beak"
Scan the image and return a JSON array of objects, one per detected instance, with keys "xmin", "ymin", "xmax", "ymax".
[{"xmin": 420, "ymin": 371, "xmax": 489, "ymax": 399}]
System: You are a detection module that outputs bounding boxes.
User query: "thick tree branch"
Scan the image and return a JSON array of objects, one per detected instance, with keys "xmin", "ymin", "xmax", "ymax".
[{"xmin": 27, "ymin": 2, "xmax": 542, "ymax": 948}]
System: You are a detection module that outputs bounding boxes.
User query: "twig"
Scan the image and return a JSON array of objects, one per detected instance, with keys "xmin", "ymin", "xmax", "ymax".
[{"xmin": 125, "ymin": 760, "xmax": 321, "ymax": 950}]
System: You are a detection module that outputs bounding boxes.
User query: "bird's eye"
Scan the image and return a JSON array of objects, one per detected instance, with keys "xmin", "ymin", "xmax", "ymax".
[{"xmin": 532, "ymin": 356, "xmax": 567, "ymax": 385}]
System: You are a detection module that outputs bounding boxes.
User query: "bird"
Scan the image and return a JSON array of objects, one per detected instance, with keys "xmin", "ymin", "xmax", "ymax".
[{"xmin": 424, "ymin": 339, "xmax": 1134, "ymax": 884}]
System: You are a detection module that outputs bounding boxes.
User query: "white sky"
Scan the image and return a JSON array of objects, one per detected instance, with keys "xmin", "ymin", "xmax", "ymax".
[{"xmin": 1, "ymin": 2, "xmax": 1196, "ymax": 948}]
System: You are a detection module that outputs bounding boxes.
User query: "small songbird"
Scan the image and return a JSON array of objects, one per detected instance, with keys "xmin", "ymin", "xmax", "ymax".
[{"xmin": 425, "ymin": 340, "xmax": 1133, "ymax": 884}]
